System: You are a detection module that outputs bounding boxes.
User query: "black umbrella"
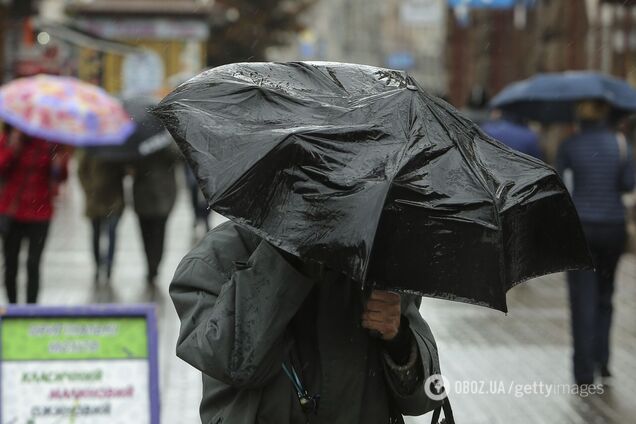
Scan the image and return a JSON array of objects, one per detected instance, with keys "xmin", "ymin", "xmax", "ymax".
[
  {"xmin": 85, "ymin": 97, "xmax": 172, "ymax": 161},
  {"xmin": 154, "ymin": 62, "xmax": 592, "ymax": 312}
]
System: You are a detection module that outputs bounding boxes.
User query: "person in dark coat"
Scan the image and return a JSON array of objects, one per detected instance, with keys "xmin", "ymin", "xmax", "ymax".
[
  {"xmin": 481, "ymin": 111, "xmax": 543, "ymax": 160},
  {"xmin": 77, "ymin": 151, "xmax": 126, "ymax": 284},
  {"xmin": 184, "ymin": 164, "xmax": 211, "ymax": 240},
  {"xmin": 0, "ymin": 125, "xmax": 69, "ymax": 303},
  {"xmin": 171, "ymin": 221, "xmax": 441, "ymax": 424},
  {"xmin": 131, "ymin": 146, "xmax": 178, "ymax": 286},
  {"xmin": 461, "ymin": 85, "xmax": 490, "ymax": 125},
  {"xmin": 556, "ymin": 101, "xmax": 636, "ymax": 386}
]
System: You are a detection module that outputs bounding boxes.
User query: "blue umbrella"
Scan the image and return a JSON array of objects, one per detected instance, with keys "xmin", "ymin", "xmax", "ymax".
[
  {"xmin": 490, "ymin": 71, "xmax": 636, "ymax": 123},
  {"xmin": 448, "ymin": 0, "xmax": 532, "ymax": 8}
]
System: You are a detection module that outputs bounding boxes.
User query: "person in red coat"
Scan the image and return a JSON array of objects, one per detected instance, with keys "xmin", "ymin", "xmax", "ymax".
[{"xmin": 0, "ymin": 125, "xmax": 69, "ymax": 303}]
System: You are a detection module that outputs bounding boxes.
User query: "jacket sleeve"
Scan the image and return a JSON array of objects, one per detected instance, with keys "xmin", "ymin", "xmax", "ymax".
[
  {"xmin": 170, "ymin": 223, "xmax": 314, "ymax": 389},
  {"xmin": 382, "ymin": 297, "xmax": 442, "ymax": 416}
]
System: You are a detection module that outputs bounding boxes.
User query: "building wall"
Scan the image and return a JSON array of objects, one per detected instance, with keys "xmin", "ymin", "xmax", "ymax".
[
  {"xmin": 446, "ymin": 0, "xmax": 589, "ymax": 107},
  {"xmin": 585, "ymin": 0, "xmax": 636, "ymax": 85},
  {"xmin": 67, "ymin": 15, "xmax": 208, "ymax": 94},
  {"xmin": 99, "ymin": 39, "xmax": 205, "ymax": 94},
  {"xmin": 267, "ymin": 0, "xmax": 447, "ymax": 93}
]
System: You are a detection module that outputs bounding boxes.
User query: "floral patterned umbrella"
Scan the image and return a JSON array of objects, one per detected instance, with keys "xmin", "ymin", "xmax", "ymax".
[{"xmin": 0, "ymin": 74, "xmax": 135, "ymax": 146}]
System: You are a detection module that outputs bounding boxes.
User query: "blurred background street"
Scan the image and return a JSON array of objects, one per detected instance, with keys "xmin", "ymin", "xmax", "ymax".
[{"xmin": 0, "ymin": 170, "xmax": 631, "ymax": 423}]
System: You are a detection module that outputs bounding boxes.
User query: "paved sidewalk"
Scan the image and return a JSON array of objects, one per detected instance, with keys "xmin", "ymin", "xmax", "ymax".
[
  {"xmin": 410, "ymin": 256, "xmax": 636, "ymax": 424},
  {"xmin": 3, "ymin": 169, "xmax": 635, "ymax": 423},
  {"xmin": 1, "ymin": 171, "xmax": 207, "ymax": 424}
]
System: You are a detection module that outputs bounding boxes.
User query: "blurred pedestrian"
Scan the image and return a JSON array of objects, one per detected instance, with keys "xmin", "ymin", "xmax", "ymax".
[
  {"xmin": 556, "ymin": 100, "xmax": 636, "ymax": 386},
  {"xmin": 77, "ymin": 151, "xmax": 126, "ymax": 285},
  {"xmin": 132, "ymin": 145, "xmax": 178, "ymax": 287},
  {"xmin": 462, "ymin": 85, "xmax": 490, "ymax": 125},
  {"xmin": 482, "ymin": 110, "xmax": 543, "ymax": 160},
  {"xmin": 185, "ymin": 164, "xmax": 211, "ymax": 240},
  {"xmin": 0, "ymin": 125, "xmax": 69, "ymax": 303}
]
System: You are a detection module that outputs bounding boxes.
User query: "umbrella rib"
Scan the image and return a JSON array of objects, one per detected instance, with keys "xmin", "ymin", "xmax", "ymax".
[
  {"xmin": 354, "ymin": 90, "xmax": 416, "ymax": 285},
  {"xmin": 425, "ymin": 103, "xmax": 509, "ymax": 306}
]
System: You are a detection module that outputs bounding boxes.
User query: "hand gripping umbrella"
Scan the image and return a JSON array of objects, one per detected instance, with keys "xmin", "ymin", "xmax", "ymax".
[{"xmin": 154, "ymin": 62, "xmax": 592, "ymax": 312}]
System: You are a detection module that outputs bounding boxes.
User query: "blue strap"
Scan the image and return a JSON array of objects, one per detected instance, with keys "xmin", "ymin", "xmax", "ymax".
[
  {"xmin": 282, "ymin": 362, "xmax": 321, "ymax": 414},
  {"xmin": 282, "ymin": 363, "xmax": 304, "ymax": 395}
]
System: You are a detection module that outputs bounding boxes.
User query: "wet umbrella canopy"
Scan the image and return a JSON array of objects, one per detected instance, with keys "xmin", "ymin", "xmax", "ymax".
[
  {"xmin": 154, "ymin": 62, "xmax": 592, "ymax": 312},
  {"xmin": 0, "ymin": 74, "xmax": 135, "ymax": 146},
  {"xmin": 490, "ymin": 71, "xmax": 636, "ymax": 123}
]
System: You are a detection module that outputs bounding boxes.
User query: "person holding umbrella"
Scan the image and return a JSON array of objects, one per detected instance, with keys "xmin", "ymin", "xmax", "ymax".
[
  {"xmin": 556, "ymin": 100, "xmax": 636, "ymax": 386},
  {"xmin": 171, "ymin": 221, "xmax": 441, "ymax": 423},
  {"xmin": 77, "ymin": 150, "xmax": 126, "ymax": 285},
  {"xmin": 185, "ymin": 163, "xmax": 212, "ymax": 241},
  {"xmin": 0, "ymin": 125, "xmax": 69, "ymax": 303},
  {"xmin": 131, "ymin": 144, "xmax": 179, "ymax": 289},
  {"xmin": 0, "ymin": 74, "xmax": 135, "ymax": 302},
  {"xmin": 83, "ymin": 96, "xmax": 176, "ymax": 289},
  {"xmin": 157, "ymin": 63, "xmax": 591, "ymax": 423},
  {"xmin": 492, "ymin": 73, "xmax": 636, "ymax": 386},
  {"xmin": 481, "ymin": 110, "xmax": 543, "ymax": 160}
]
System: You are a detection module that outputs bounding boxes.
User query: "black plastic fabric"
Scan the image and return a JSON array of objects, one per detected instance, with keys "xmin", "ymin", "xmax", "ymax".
[
  {"xmin": 154, "ymin": 62, "xmax": 592, "ymax": 312},
  {"xmin": 85, "ymin": 97, "xmax": 171, "ymax": 161}
]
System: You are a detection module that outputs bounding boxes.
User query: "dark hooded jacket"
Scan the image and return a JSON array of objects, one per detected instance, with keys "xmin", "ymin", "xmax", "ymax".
[{"xmin": 171, "ymin": 222, "xmax": 441, "ymax": 424}]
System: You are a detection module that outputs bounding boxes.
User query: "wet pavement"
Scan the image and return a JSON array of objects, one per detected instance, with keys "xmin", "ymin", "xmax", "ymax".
[
  {"xmin": 2, "ymin": 169, "xmax": 635, "ymax": 423},
  {"xmin": 411, "ymin": 257, "xmax": 636, "ymax": 424}
]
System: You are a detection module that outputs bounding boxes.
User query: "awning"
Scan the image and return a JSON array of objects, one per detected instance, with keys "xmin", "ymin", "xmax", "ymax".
[
  {"xmin": 66, "ymin": 0, "xmax": 215, "ymax": 17},
  {"xmin": 36, "ymin": 21, "xmax": 144, "ymax": 55}
]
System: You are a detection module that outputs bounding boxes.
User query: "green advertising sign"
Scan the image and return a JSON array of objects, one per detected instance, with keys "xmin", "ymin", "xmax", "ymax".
[
  {"xmin": 1, "ymin": 306, "xmax": 159, "ymax": 424},
  {"xmin": 1, "ymin": 317, "xmax": 148, "ymax": 360}
]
